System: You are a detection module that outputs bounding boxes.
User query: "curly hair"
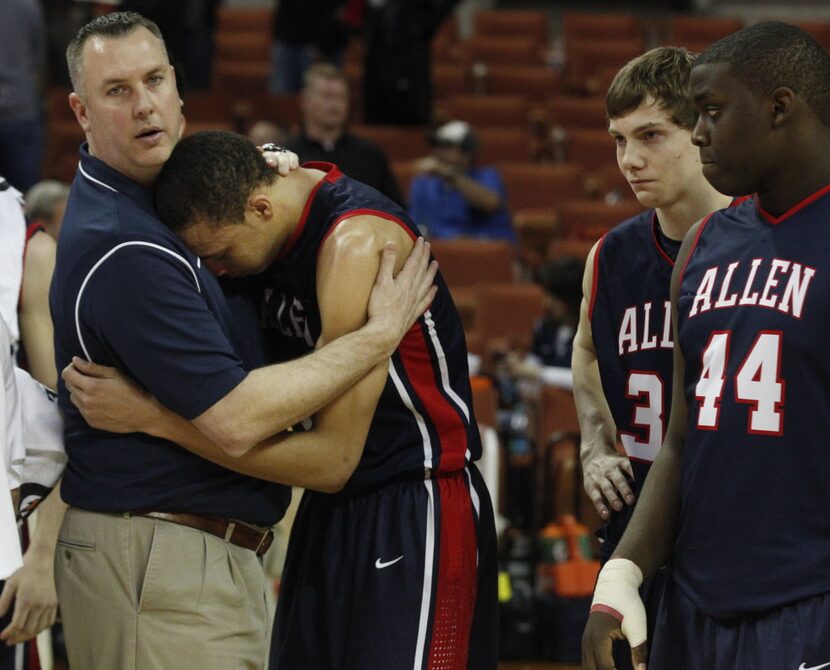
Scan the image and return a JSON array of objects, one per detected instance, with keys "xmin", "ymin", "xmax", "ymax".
[{"xmin": 154, "ymin": 131, "xmax": 277, "ymax": 231}]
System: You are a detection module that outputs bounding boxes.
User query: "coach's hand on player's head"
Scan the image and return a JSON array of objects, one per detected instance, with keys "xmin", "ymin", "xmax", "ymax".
[
  {"xmin": 258, "ymin": 146, "xmax": 300, "ymax": 176},
  {"xmin": 366, "ymin": 237, "xmax": 438, "ymax": 352},
  {"xmin": 62, "ymin": 358, "xmax": 164, "ymax": 434},
  {"xmin": 582, "ymin": 449, "xmax": 636, "ymax": 519}
]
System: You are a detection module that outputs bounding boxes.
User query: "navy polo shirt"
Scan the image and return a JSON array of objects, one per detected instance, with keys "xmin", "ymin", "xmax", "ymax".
[{"xmin": 50, "ymin": 145, "xmax": 289, "ymax": 526}]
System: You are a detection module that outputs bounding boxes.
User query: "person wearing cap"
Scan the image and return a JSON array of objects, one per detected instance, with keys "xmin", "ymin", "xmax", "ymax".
[{"xmin": 409, "ymin": 120, "xmax": 515, "ymax": 242}]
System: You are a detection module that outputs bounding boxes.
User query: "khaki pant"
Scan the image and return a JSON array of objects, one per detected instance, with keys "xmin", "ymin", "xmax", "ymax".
[{"xmin": 55, "ymin": 507, "xmax": 269, "ymax": 670}]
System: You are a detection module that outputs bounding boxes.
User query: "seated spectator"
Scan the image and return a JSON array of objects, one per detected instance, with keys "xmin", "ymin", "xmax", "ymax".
[
  {"xmin": 24, "ymin": 180, "xmax": 69, "ymax": 242},
  {"xmin": 247, "ymin": 120, "xmax": 289, "ymax": 150},
  {"xmin": 409, "ymin": 121, "xmax": 515, "ymax": 242},
  {"xmin": 530, "ymin": 256, "xmax": 584, "ymax": 368},
  {"xmin": 507, "ymin": 256, "xmax": 584, "ymax": 382},
  {"xmin": 285, "ymin": 64, "xmax": 404, "ymax": 205}
]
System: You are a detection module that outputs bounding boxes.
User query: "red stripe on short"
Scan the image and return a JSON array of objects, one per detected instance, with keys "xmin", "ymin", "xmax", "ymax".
[{"xmin": 426, "ymin": 474, "xmax": 478, "ymax": 670}]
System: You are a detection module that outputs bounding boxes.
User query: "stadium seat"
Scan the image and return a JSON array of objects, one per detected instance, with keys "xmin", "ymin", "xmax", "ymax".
[
  {"xmin": 667, "ymin": 15, "xmax": 743, "ymax": 52},
  {"xmin": 462, "ymin": 35, "xmax": 545, "ymax": 68},
  {"xmin": 565, "ymin": 128, "xmax": 616, "ymax": 171},
  {"xmin": 437, "ymin": 95, "xmax": 532, "ymax": 130},
  {"xmin": 476, "ymin": 127, "xmax": 537, "ymax": 164},
  {"xmin": 480, "ymin": 65, "xmax": 564, "ymax": 100},
  {"xmin": 216, "ymin": 6, "xmax": 273, "ymax": 33},
  {"xmin": 348, "ymin": 125, "xmax": 430, "ymax": 162},
  {"xmin": 549, "ymin": 94, "xmax": 609, "ymax": 131},
  {"xmin": 471, "ymin": 282, "xmax": 546, "ymax": 353},
  {"xmin": 501, "ymin": 163, "xmax": 585, "ymax": 210},
  {"xmin": 473, "ymin": 10, "xmax": 550, "ymax": 47},
  {"xmin": 563, "ymin": 12, "xmax": 643, "ymax": 43},
  {"xmin": 558, "ymin": 198, "xmax": 643, "ymax": 241},
  {"xmin": 429, "ymin": 239, "xmax": 516, "ymax": 290}
]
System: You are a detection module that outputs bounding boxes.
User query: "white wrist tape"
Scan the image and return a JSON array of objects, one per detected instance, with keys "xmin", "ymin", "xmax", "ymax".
[{"xmin": 590, "ymin": 558, "xmax": 647, "ymax": 647}]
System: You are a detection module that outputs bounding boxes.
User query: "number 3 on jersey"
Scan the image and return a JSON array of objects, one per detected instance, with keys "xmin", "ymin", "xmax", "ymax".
[
  {"xmin": 620, "ymin": 371, "xmax": 664, "ymax": 462},
  {"xmin": 696, "ymin": 330, "xmax": 784, "ymax": 435}
]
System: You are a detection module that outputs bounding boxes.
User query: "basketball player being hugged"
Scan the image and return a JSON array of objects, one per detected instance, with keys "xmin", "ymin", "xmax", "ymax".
[{"xmin": 64, "ymin": 130, "xmax": 499, "ymax": 670}]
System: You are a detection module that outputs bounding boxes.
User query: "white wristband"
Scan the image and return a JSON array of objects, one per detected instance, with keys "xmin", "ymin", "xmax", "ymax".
[{"xmin": 590, "ymin": 558, "xmax": 647, "ymax": 647}]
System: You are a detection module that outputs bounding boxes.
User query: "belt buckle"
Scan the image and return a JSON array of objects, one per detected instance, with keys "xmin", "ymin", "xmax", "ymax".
[{"xmin": 255, "ymin": 530, "xmax": 274, "ymax": 557}]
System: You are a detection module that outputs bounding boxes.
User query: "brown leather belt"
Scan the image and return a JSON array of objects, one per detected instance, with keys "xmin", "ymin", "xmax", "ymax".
[{"xmin": 133, "ymin": 511, "xmax": 274, "ymax": 557}]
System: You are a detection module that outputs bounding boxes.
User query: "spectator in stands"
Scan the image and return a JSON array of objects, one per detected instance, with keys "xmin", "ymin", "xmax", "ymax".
[
  {"xmin": 286, "ymin": 63, "xmax": 405, "ymax": 205},
  {"xmin": 24, "ymin": 180, "xmax": 69, "ymax": 242},
  {"xmin": 530, "ymin": 256, "xmax": 583, "ymax": 368},
  {"xmin": 410, "ymin": 120, "xmax": 515, "ymax": 242},
  {"xmin": 505, "ymin": 256, "xmax": 584, "ymax": 385},
  {"xmin": 362, "ymin": 0, "xmax": 456, "ymax": 126},
  {"xmin": 269, "ymin": 0, "xmax": 348, "ymax": 93},
  {"xmin": 247, "ymin": 120, "xmax": 289, "ymax": 150},
  {"xmin": 0, "ymin": 0, "xmax": 46, "ymax": 193}
]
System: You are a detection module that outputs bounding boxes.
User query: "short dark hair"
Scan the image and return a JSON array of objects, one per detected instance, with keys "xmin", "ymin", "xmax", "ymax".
[
  {"xmin": 66, "ymin": 12, "xmax": 167, "ymax": 95},
  {"xmin": 695, "ymin": 21, "xmax": 830, "ymax": 127},
  {"xmin": 606, "ymin": 47, "xmax": 698, "ymax": 128},
  {"xmin": 154, "ymin": 131, "xmax": 277, "ymax": 231}
]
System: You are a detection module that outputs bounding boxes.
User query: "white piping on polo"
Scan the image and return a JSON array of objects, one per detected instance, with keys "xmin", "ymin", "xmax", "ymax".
[{"xmin": 75, "ymin": 242, "xmax": 201, "ymax": 362}]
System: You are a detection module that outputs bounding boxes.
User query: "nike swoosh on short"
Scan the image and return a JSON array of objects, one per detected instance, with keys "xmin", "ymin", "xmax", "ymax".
[
  {"xmin": 375, "ymin": 555, "xmax": 404, "ymax": 569},
  {"xmin": 799, "ymin": 662, "xmax": 830, "ymax": 670}
]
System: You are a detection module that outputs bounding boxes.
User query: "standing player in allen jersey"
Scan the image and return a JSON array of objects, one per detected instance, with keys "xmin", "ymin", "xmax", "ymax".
[
  {"xmin": 572, "ymin": 47, "xmax": 733, "ymax": 668},
  {"xmin": 583, "ymin": 22, "xmax": 830, "ymax": 670}
]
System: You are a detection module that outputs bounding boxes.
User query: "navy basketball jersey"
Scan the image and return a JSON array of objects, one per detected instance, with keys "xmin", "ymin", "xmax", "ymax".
[
  {"xmin": 675, "ymin": 187, "xmax": 830, "ymax": 619},
  {"xmin": 590, "ymin": 210, "xmax": 675, "ymax": 488},
  {"xmin": 259, "ymin": 163, "xmax": 480, "ymax": 495}
]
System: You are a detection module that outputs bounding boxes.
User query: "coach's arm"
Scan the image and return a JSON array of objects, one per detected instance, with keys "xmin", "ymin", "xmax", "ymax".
[{"xmin": 63, "ymin": 222, "xmax": 418, "ymax": 493}]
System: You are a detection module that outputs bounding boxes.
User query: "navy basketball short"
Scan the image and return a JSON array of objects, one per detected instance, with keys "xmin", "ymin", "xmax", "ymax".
[
  {"xmin": 649, "ymin": 574, "xmax": 830, "ymax": 670},
  {"xmin": 270, "ymin": 464, "xmax": 498, "ymax": 670}
]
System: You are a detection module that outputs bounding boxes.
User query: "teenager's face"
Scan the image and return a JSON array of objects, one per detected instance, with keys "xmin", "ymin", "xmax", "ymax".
[
  {"xmin": 608, "ymin": 97, "xmax": 701, "ymax": 210},
  {"xmin": 69, "ymin": 27, "xmax": 183, "ymax": 185},
  {"xmin": 690, "ymin": 62, "xmax": 769, "ymax": 197}
]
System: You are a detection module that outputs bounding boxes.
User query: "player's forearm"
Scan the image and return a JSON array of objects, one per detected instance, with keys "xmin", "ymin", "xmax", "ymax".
[
  {"xmin": 194, "ymin": 322, "xmax": 393, "ymax": 455},
  {"xmin": 610, "ymin": 434, "xmax": 682, "ymax": 577},
  {"xmin": 153, "ymin": 362, "xmax": 386, "ymax": 491},
  {"xmin": 19, "ymin": 310, "xmax": 57, "ymax": 390},
  {"xmin": 572, "ymin": 341, "xmax": 618, "ymax": 464},
  {"xmin": 25, "ymin": 485, "xmax": 66, "ymax": 560}
]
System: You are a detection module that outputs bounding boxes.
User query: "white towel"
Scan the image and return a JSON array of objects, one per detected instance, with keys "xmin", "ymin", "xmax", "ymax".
[
  {"xmin": 12, "ymin": 366, "xmax": 66, "ymax": 518},
  {"xmin": 0, "ymin": 321, "xmax": 23, "ymax": 580},
  {"xmin": 0, "ymin": 177, "xmax": 25, "ymax": 344}
]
